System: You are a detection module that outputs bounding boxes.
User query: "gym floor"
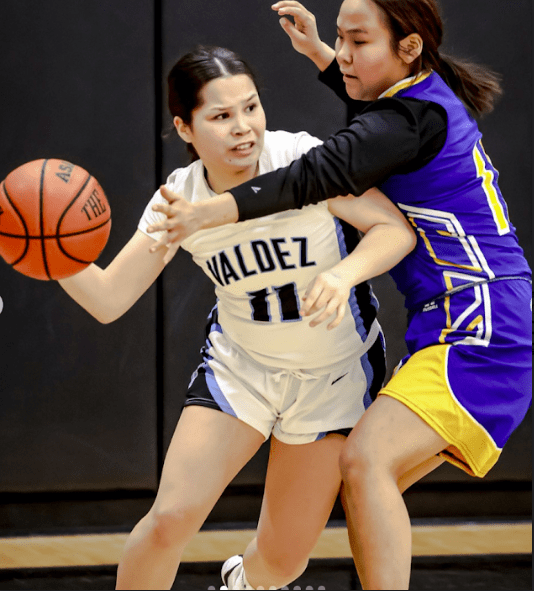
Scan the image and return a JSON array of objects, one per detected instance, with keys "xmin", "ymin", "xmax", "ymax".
[{"xmin": 0, "ymin": 519, "xmax": 531, "ymax": 590}]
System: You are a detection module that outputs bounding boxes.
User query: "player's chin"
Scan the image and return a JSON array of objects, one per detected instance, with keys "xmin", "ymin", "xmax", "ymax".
[
  {"xmin": 344, "ymin": 82, "xmax": 363, "ymax": 101},
  {"xmin": 229, "ymin": 146, "xmax": 261, "ymax": 165}
]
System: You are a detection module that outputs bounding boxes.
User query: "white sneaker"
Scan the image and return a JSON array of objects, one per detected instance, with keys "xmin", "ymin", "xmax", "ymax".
[{"xmin": 221, "ymin": 554, "xmax": 248, "ymax": 590}]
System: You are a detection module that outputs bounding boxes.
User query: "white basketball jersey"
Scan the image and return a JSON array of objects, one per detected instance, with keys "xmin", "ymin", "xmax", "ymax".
[{"xmin": 139, "ymin": 130, "xmax": 379, "ymax": 370}]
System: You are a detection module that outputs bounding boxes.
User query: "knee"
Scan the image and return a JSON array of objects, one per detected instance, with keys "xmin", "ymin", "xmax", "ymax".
[
  {"xmin": 340, "ymin": 434, "xmax": 404, "ymax": 496},
  {"xmin": 145, "ymin": 502, "xmax": 202, "ymax": 550},
  {"xmin": 339, "ymin": 433, "xmax": 387, "ymax": 492},
  {"xmin": 256, "ymin": 538, "xmax": 309, "ymax": 583},
  {"xmin": 340, "ymin": 436, "xmax": 369, "ymax": 481}
]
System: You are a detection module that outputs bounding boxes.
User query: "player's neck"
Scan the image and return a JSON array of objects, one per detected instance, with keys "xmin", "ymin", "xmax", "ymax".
[{"xmin": 204, "ymin": 162, "xmax": 258, "ymax": 195}]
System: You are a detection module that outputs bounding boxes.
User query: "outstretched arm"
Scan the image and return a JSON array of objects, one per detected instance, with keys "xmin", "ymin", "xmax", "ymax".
[
  {"xmin": 147, "ymin": 101, "xmax": 423, "ymax": 256},
  {"xmin": 59, "ymin": 230, "xmax": 167, "ymax": 324},
  {"xmin": 272, "ymin": 1, "xmax": 335, "ymax": 71},
  {"xmin": 148, "ymin": 100, "xmax": 445, "ymax": 254}
]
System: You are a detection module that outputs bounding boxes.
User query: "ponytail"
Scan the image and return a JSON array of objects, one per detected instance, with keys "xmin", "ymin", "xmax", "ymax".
[
  {"xmin": 373, "ymin": 0, "xmax": 503, "ymax": 118},
  {"xmin": 431, "ymin": 53, "xmax": 502, "ymax": 118}
]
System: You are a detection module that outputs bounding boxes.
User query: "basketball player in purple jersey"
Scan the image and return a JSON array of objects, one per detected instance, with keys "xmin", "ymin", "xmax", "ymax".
[{"xmin": 148, "ymin": 2, "xmax": 532, "ymax": 589}]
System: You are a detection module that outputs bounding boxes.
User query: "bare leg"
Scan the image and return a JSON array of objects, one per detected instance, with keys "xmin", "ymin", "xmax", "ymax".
[
  {"xmin": 339, "ymin": 396, "xmax": 448, "ymax": 590},
  {"xmin": 242, "ymin": 433, "xmax": 346, "ymax": 589},
  {"xmin": 398, "ymin": 454, "xmax": 444, "ymax": 493},
  {"xmin": 340, "ymin": 452, "xmax": 444, "ymax": 579},
  {"xmin": 116, "ymin": 406, "xmax": 265, "ymax": 590}
]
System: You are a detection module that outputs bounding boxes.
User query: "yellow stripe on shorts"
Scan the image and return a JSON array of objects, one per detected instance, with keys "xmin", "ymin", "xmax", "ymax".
[{"xmin": 379, "ymin": 344, "xmax": 501, "ymax": 478}]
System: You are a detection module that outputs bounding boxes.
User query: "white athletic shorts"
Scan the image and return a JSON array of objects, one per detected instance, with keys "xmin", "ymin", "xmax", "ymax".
[{"xmin": 185, "ymin": 308, "xmax": 386, "ymax": 445}]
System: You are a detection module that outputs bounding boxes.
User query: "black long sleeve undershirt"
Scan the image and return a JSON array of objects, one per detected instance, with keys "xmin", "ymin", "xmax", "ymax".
[
  {"xmin": 230, "ymin": 64, "xmax": 448, "ymax": 222},
  {"xmin": 318, "ymin": 58, "xmax": 370, "ymax": 120}
]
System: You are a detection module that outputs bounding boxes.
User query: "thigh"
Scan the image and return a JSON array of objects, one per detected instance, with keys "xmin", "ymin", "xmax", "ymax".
[
  {"xmin": 153, "ymin": 406, "xmax": 265, "ymax": 516},
  {"xmin": 256, "ymin": 434, "xmax": 345, "ymax": 558},
  {"xmin": 344, "ymin": 394, "xmax": 448, "ymax": 481}
]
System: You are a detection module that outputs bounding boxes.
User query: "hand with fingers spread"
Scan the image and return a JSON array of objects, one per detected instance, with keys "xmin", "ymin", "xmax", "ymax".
[
  {"xmin": 271, "ymin": 1, "xmax": 335, "ymax": 71},
  {"xmin": 302, "ymin": 269, "xmax": 352, "ymax": 330}
]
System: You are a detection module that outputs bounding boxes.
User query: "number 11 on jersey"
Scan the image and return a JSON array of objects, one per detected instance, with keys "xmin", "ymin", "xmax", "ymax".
[{"xmin": 247, "ymin": 282, "xmax": 301, "ymax": 322}]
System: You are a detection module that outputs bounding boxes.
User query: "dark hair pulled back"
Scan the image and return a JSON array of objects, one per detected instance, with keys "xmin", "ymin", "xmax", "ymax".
[
  {"xmin": 372, "ymin": 0, "xmax": 502, "ymax": 117},
  {"xmin": 167, "ymin": 45, "xmax": 260, "ymax": 160}
]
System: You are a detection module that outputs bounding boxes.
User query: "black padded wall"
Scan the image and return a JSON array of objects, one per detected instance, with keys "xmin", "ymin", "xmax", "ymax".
[
  {"xmin": 0, "ymin": 1, "xmax": 159, "ymax": 492},
  {"xmin": 0, "ymin": 0, "xmax": 530, "ymax": 511}
]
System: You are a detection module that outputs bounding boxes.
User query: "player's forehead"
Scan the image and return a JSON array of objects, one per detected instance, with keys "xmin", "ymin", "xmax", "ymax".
[
  {"xmin": 198, "ymin": 75, "xmax": 258, "ymax": 112},
  {"xmin": 337, "ymin": 0, "xmax": 387, "ymax": 35}
]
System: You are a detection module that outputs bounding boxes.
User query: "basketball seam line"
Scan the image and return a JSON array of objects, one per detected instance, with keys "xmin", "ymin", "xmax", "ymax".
[
  {"xmin": 0, "ymin": 217, "xmax": 111, "ymax": 239},
  {"xmin": 40, "ymin": 159, "xmax": 52, "ymax": 280},
  {"xmin": 56, "ymin": 172, "xmax": 94, "ymax": 235},
  {"xmin": 1, "ymin": 181, "xmax": 30, "ymax": 266},
  {"xmin": 55, "ymin": 172, "xmax": 97, "ymax": 268}
]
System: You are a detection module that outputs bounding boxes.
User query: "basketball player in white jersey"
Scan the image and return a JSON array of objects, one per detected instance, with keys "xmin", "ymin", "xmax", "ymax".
[{"xmin": 59, "ymin": 46, "xmax": 415, "ymax": 590}]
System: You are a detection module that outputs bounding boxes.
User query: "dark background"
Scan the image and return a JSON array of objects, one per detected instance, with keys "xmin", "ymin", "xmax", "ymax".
[{"xmin": 0, "ymin": 0, "xmax": 531, "ymax": 534}]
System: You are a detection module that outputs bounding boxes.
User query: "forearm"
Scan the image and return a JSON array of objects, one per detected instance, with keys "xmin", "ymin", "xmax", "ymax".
[
  {"xmin": 331, "ymin": 223, "xmax": 415, "ymax": 287},
  {"xmin": 196, "ymin": 192, "xmax": 239, "ymax": 230},
  {"xmin": 59, "ymin": 231, "xmax": 166, "ymax": 323},
  {"xmin": 307, "ymin": 42, "xmax": 336, "ymax": 71},
  {"xmin": 229, "ymin": 104, "xmax": 421, "ymax": 222},
  {"xmin": 59, "ymin": 264, "xmax": 121, "ymax": 324}
]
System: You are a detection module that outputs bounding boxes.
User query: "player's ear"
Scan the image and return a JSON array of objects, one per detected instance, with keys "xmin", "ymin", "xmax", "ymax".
[
  {"xmin": 398, "ymin": 33, "xmax": 423, "ymax": 65},
  {"xmin": 173, "ymin": 116, "xmax": 193, "ymax": 143}
]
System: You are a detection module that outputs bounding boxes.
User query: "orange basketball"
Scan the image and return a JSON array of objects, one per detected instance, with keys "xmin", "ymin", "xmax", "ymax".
[{"xmin": 0, "ymin": 159, "xmax": 111, "ymax": 280}]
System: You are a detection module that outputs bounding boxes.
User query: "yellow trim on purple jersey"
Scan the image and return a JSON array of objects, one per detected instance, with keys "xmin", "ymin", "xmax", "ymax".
[
  {"xmin": 407, "ymin": 216, "xmax": 484, "ymax": 273},
  {"xmin": 380, "ymin": 344, "xmax": 501, "ymax": 477},
  {"xmin": 380, "ymin": 70, "xmax": 433, "ymax": 98},
  {"xmin": 380, "ymin": 72, "xmax": 530, "ymax": 314},
  {"xmin": 472, "ymin": 143, "xmax": 510, "ymax": 235},
  {"xmin": 438, "ymin": 274, "xmax": 489, "ymax": 345}
]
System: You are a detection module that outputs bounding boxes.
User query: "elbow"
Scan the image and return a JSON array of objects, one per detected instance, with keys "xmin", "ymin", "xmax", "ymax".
[
  {"xmin": 397, "ymin": 217, "xmax": 417, "ymax": 254},
  {"xmin": 392, "ymin": 227, "xmax": 417, "ymax": 259},
  {"xmin": 405, "ymin": 229, "xmax": 417, "ymax": 254},
  {"xmin": 90, "ymin": 296, "xmax": 134, "ymax": 324},
  {"xmin": 95, "ymin": 314, "xmax": 115, "ymax": 325},
  {"xmin": 95, "ymin": 309, "xmax": 125, "ymax": 324},
  {"xmin": 88, "ymin": 306, "xmax": 123, "ymax": 325}
]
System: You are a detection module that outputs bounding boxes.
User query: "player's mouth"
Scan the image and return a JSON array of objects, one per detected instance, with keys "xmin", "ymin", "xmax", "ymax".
[
  {"xmin": 231, "ymin": 141, "xmax": 255, "ymax": 156},
  {"xmin": 341, "ymin": 71, "xmax": 358, "ymax": 82}
]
